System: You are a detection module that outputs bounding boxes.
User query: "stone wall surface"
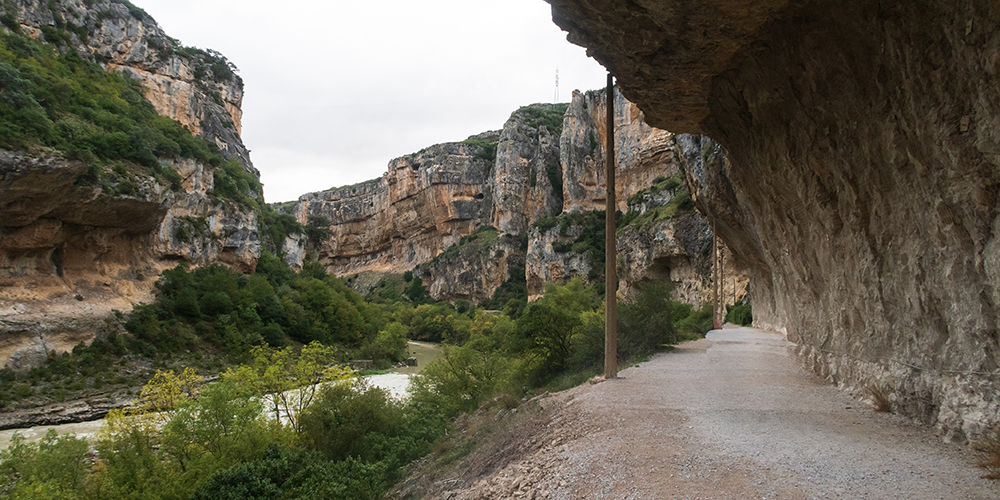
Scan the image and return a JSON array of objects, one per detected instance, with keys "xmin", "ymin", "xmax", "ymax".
[
  {"xmin": 0, "ymin": 0, "xmax": 260, "ymax": 369},
  {"xmin": 490, "ymin": 111, "xmax": 563, "ymax": 235},
  {"xmin": 4, "ymin": 0, "xmax": 253, "ymax": 171},
  {"xmin": 561, "ymin": 88, "xmax": 678, "ymax": 214},
  {"xmin": 0, "ymin": 150, "xmax": 260, "ymax": 369},
  {"xmin": 298, "ymin": 92, "xmax": 746, "ymax": 307},
  {"xmin": 293, "ymin": 139, "xmax": 495, "ymax": 277},
  {"xmin": 547, "ymin": 0, "xmax": 1000, "ymax": 442}
]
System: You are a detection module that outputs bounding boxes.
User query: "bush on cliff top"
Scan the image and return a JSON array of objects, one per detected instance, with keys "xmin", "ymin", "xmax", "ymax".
[{"xmin": 516, "ymin": 103, "xmax": 570, "ymax": 134}]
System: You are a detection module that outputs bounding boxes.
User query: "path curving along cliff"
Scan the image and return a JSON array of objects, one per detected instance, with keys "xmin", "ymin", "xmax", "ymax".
[
  {"xmin": 394, "ymin": 327, "xmax": 998, "ymax": 499},
  {"xmin": 547, "ymin": 0, "xmax": 1000, "ymax": 443}
]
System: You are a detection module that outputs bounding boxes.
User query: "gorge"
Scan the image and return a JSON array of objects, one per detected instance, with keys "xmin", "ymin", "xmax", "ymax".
[
  {"xmin": 0, "ymin": 0, "xmax": 743, "ymax": 411},
  {"xmin": 286, "ymin": 89, "xmax": 745, "ymax": 307},
  {"xmin": 546, "ymin": 0, "xmax": 1000, "ymax": 443}
]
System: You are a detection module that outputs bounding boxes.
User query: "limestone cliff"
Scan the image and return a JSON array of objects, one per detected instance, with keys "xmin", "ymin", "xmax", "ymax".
[
  {"xmin": 525, "ymin": 223, "xmax": 593, "ymax": 302},
  {"xmin": 490, "ymin": 106, "xmax": 564, "ymax": 235},
  {"xmin": 0, "ymin": 0, "xmax": 260, "ymax": 370},
  {"xmin": 525, "ymin": 87, "xmax": 741, "ymax": 303},
  {"xmin": 561, "ymin": 88, "xmax": 677, "ymax": 214},
  {"xmin": 299, "ymin": 91, "xmax": 744, "ymax": 308},
  {"xmin": 547, "ymin": 0, "xmax": 1000, "ymax": 442},
  {"xmin": 419, "ymin": 231, "xmax": 526, "ymax": 306},
  {"xmin": 292, "ymin": 136, "xmax": 495, "ymax": 277},
  {"xmin": 4, "ymin": 0, "xmax": 253, "ymax": 171},
  {"xmin": 292, "ymin": 105, "xmax": 570, "ymax": 302},
  {"xmin": 0, "ymin": 151, "xmax": 260, "ymax": 370}
]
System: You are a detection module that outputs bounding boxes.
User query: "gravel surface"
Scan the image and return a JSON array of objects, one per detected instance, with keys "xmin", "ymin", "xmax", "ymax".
[{"xmin": 436, "ymin": 327, "xmax": 998, "ymax": 499}]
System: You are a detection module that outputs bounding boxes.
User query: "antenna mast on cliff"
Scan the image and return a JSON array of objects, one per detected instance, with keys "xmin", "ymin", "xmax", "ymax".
[{"xmin": 554, "ymin": 68, "xmax": 560, "ymax": 103}]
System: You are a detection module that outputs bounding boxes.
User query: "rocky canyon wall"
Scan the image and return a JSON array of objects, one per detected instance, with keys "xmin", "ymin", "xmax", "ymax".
[
  {"xmin": 547, "ymin": 0, "xmax": 1000, "ymax": 442},
  {"xmin": 292, "ymin": 135, "xmax": 497, "ymax": 277},
  {"xmin": 298, "ymin": 90, "xmax": 745, "ymax": 308},
  {"xmin": 6, "ymin": 0, "xmax": 253, "ymax": 171},
  {"xmin": 0, "ymin": 0, "xmax": 260, "ymax": 369},
  {"xmin": 561, "ymin": 88, "xmax": 680, "ymax": 214}
]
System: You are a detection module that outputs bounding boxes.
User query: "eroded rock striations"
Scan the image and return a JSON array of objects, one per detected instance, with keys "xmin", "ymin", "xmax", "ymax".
[
  {"xmin": 293, "ymin": 136, "xmax": 497, "ymax": 277},
  {"xmin": 547, "ymin": 0, "xmax": 1000, "ymax": 441},
  {"xmin": 0, "ymin": 0, "xmax": 260, "ymax": 369},
  {"xmin": 297, "ymin": 89, "xmax": 744, "ymax": 309},
  {"xmin": 561, "ymin": 88, "xmax": 680, "ymax": 214}
]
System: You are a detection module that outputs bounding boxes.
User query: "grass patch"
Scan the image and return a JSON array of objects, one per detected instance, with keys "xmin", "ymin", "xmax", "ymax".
[
  {"xmin": 865, "ymin": 384, "xmax": 893, "ymax": 413},
  {"xmin": 461, "ymin": 135, "xmax": 499, "ymax": 163}
]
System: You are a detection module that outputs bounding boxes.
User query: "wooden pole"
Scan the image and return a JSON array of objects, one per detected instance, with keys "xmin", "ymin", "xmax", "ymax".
[
  {"xmin": 713, "ymin": 235, "xmax": 724, "ymax": 329},
  {"xmin": 604, "ymin": 73, "xmax": 618, "ymax": 379}
]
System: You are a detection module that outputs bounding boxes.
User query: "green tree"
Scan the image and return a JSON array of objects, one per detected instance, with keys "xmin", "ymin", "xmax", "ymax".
[
  {"xmin": 305, "ymin": 215, "xmax": 332, "ymax": 243},
  {"xmin": 224, "ymin": 343, "xmax": 353, "ymax": 432},
  {"xmin": 0, "ymin": 430, "xmax": 90, "ymax": 499},
  {"xmin": 409, "ymin": 344, "xmax": 514, "ymax": 418},
  {"xmin": 159, "ymin": 378, "xmax": 284, "ymax": 490},
  {"xmin": 369, "ymin": 322, "xmax": 408, "ymax": 362}
]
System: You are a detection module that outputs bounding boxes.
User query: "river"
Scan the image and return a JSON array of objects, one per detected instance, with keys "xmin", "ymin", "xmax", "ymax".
[{"xmin": 0, "ymin": 341, "xmax": 441, "ymax": 450}]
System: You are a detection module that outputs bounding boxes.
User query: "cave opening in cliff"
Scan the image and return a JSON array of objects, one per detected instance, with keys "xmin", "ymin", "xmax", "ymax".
[
  {"xmin": 50, "ymin": 246, "xmax": 64, "ymax": 278},
  {"xmin": 647, "ymin": 256, "xmax": 672, "ymax": 283}
]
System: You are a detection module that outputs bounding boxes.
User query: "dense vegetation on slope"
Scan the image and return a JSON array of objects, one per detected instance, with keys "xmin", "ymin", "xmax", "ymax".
[
  {"xmin": 0, "ymin": 13, "xmax": 720, "ymax": 497},
  {"xmin": 0, "ymin": 28, "xmax": 261, "ymax": 206},
  {"xmin": 0, "ymin": 268, "xmax": 713, "ymax": 499},
  {"xmin": 0, "ymin": 165, "xmax": 719, "ymax": 498}
]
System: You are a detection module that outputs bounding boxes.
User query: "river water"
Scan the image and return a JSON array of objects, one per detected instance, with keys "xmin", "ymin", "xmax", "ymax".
[{"xmin": 0, "ymin": 341, "xmax": 441, "ymax": 450}]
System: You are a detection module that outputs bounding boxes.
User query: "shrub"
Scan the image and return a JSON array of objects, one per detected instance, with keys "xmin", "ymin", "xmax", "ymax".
[
  {"xmin": 618, "ymin": 281, "xmax": 677, "ymax": 358},
  {"xmin": 725, "ymin": 302, "xmax": 752, "ymax": 326},
  {"xmin": 404, "ymin": 276, "xmax": 428, "ymax": 304},
  {"xmin": 367, "ymin": 322, "xmax": 408, "ymax": 362},
  {"xmin": 517, "ymin": 301, "xmax": 581, "ymax": 377},
  {"xmin": 675, "ymin": 302, "xmax": 714, "ymax": 339},
  {"xmin": 865, "ymin": 384, "xmax": 893, "ymax": 413},
  {"xmin": 461, "ymin": 135, "xmax": 498, "ymax": 163},
  {"xmin": 0, "ymin": 430, "xmax": 91, "ymax": 497},
  {"xmin": 409, "ymin": 345, "xmax": 514, "ymax": 418},
  {"xmin": 299, "ymin": 380, "xmax": 404, "ymax": 462}
]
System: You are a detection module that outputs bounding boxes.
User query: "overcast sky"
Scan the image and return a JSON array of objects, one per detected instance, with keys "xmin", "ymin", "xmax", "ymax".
[{"xmin": 131, "ymin": 0, "xmax": 609, "ymax": 203}]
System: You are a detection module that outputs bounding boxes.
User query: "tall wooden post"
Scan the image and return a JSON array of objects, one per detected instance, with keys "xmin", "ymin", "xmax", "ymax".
[
  {"xmin": 604, "ymin": 73, "xmax": 618, "ymax": 379},
  {"xmin": 713, "ymin": 235, "xmax": 725, "ymax": 329}
]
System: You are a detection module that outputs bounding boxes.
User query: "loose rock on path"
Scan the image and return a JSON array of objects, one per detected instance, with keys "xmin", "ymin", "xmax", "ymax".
[{"xmin": 423, "ymin": 327, "xmax": 998, "ymax": 499}]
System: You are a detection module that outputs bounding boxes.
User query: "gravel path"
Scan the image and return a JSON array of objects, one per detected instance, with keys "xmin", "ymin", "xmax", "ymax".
[{"xmin": 445, "ymin": 327, "xmax": 998, "ymax": 499}]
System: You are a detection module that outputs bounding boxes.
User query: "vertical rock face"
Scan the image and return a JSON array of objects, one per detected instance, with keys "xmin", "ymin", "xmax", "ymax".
[
  {"xmin": 0, "ymin": 1, "xmax": 260, "ymax": 369},
  {"xmin": 295, "ymin": 139, "xmax": 495, "ymax": 276},
  {"xmin": 525, "ymin": 223, "xmax": 593, "ymax": 301},
  {"xmin": 547, "ymin": 0, "xmax": 1000, "ymax": 441},
  {"xmin": 300, "ymin": 91, "xmax": 745, "ymax": 307},
  {"xmin": 4, "ymin": 0, "xmax": 252, "ymax": 171},
  {"xmin": 421, "ymin": 232, "xmax": 525, "ymax": 305},
  {"xmin": 561, "ymin": 88, "xmax": 677, "ymax": 214},
  {"xmin": 525, "ymin": 88, "xmax": 738, "ymax": 302},
  {"xmin": 0, "ymin": 151, "xmax": 260, "ymax": 369},
  {"xmin": 490, "ymin": 107, "xmax": 564, "ymax": 234},
  {"xmin": 618, "ymin": 211, "xmax": 713, "ymax": 306}
]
